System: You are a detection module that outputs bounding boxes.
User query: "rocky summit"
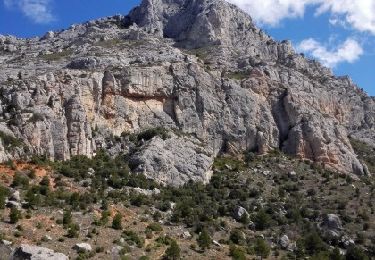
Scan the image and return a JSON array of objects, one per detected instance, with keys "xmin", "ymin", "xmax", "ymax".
[{"xmin": 0, "ymin": 0, "xmax": 374, "ymax": 187}]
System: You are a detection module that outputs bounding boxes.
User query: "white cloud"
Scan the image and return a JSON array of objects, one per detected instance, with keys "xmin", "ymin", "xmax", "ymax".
[
  {"xmin": 296, "ymin": 38, "xmax": 364, "ymax": 67},
  {"xmin": 226, "ymin": 0, "xmax": 375, "ymax": 34},
  {"xmin": 316, "ymin": 0, "xmax": 375, "ymax": 34},
  {"xmin": 226, "ymin": 0, "xmax": 317, "ymax": 26},
  {"xmin": 3, "ymin": 0, "xmax": 55, "ymax": 24}
]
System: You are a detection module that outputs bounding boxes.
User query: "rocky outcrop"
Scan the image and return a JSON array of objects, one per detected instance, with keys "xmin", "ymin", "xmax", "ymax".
[
  {"xmin": 0, "ymin": 0, "xmax": 374, "ymax": 185},
  {"xmin": 279, "ymin": 235, "xmax": 290, "ymax": 250},
  {"xmin": 11, "ymin": 244, "xmax": 68, "ymax": 260},
  {"xmin": 0, "ymin": 240, "xmax": 12, "ymax": 260},
  {"xmin": 233, "ymin": 206, "xmax": 249, "ymax": 221},
  {"xmin": 319, "ymin": 214, "xmax": 343, "ymax": 238},
  {"xmin": 130, "ymin": 135, "xmax": 213, "ymax": 186},
  {"xmin": 73, "ymin": 243, "xmax": 92, "ymax": 253}
]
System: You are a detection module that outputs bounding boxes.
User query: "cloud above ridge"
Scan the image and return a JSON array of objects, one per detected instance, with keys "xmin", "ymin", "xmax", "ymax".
[
  {"xmin": 226, "ymin": 0, "xmax": 375, "ymax": 35},
  {"xmin": 4, "ymin": 0, "xmax": 56, "ymax": 24},
  {"xmin": 296, "ymin": 38, "xmax": 364, "ymax": 67}
]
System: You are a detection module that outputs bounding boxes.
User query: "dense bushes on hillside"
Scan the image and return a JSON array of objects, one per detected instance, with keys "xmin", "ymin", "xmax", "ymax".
[{"xmin": 1, "ymin": 149, "xmax": 373, "ymax": 259}]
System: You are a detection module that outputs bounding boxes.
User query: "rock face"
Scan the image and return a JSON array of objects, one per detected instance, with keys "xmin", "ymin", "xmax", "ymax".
[
  {"xmin": 130, "ymin": 135, "xmax": 213, "ymax": 186},
  {"xmin": 0, "ymin": 0, "xmax": 374, "ymax": 185},
  {"xmin": 319, "ymin": 214, "xmax": 343, "ymax": 238},
  {"xmin": 11, "ymin": 244, "xmax": 68, "ymax": 260}
]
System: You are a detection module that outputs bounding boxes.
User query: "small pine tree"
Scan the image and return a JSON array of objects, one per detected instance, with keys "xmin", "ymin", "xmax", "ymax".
[
  {"xmin": 254, "ymin": 210, "xmax": 271, "ymax": 230},
  {"xmin": 10, "ymin": 207, "xmax": 22, "ymax": 224},
  {"xmin": 229, "ymin": 244, "xmax": 246, "ymax": 260},
  {"xmin": 330, "ymin": 247, "xmax": 343, "ymax": 260},
  {"xmin": 63, "ymin": 209, "xmax": 72, "ymax": 227},
  {"xmin": 304, "ymin": 231, "xmax": 326, "ymax": 255},
  {"xmin": 66, "ymin": 223, "xmax": 80, "ymax": 238},
  {"xmin": 254, "ymin": 238, "xmax": 270, "ymax": 260},
  {"xmin": 0, "ymin": 194, "xmax": 5, "ymax": 209},
  {"xmin": 346, "ymin": 245, "xmax": 369, "ymax": 260},
  {"xmin": 100, "ymin": 210, "xmax": 110, "ymax": 225},
  {"xmin": 0, "ymin": 186, "xmax": 9, "ymax": 209},
  {"xmin": 112, "ymin": 213, "xmax": 122, "ymax": 230},
  {"xmin": 164, "ymin": 240, "xmax": 181, "ymax": 260},
  {"xmin": 39, "ymin": 176, "xmax": 50, "ymax": 186},
  {"xmin": 197, "ymin": 229, "xmax": 212, "ymax": 251}
]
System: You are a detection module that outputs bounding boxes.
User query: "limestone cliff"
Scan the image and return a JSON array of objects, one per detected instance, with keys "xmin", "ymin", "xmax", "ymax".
[{"xmin": 0, "ymin": 0, "xmax": 373, "ymax": 185}]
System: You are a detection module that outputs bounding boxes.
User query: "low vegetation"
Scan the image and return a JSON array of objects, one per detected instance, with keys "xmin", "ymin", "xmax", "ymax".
[
  {"xmin": 350, "ymin": 137, "xmax": 375, "ymax": 173},
  {"xmin": 40, "ymin": 49, "xmax": 73, "ymax": 61},
  {"xmin": 0, "ymin": 148, "xmax": 374, "ymax": 259}
]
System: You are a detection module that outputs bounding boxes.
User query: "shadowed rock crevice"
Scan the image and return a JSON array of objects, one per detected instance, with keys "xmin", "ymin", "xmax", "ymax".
[{"xmin": 271, "ymin": 88, "xmax": 291, "ymax": 149}]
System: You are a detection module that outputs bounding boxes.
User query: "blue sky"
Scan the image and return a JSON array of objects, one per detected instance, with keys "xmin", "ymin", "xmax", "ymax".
[{"xmin": 1, "ymin": 0, "xmax": 374, "ymax": 96}]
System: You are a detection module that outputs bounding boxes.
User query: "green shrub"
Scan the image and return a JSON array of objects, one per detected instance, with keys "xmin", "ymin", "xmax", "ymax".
[
  {"xmin": 227, "ymin": 71, "xmax": 249, "ymax": 80},
  {"xmin": 164, "ymin": 240, "xmax": 181, "ymax": 260},
  {"xmin": 40, "ymin": 49, "xmax": 73, "ymax": 61},
  {"xmin": 28, "ymin": 113, "xmax": 44, "ymax": 123},
  {"xmin": 122, "ymin": 230, "xmax": 144, "ymax": 248},
  {"xmin": 330, "ymin": 248, "xmax": 344, "ymax": 260},
  {"xmin": 303, "ymin": 231, "xmax": 326, "ymax": 255},
  {"xmin": 63, "ymin": 209, "xmax": 72, "ymax": 227},
  {"xmin": 230, "ymin": 229, "xmax": 246, "ymax": 245},
  {"xmin": 25, "ymin": 186, "xmax": 41, "ymax": 207},
  {"xmin": 146, "ymin": 222, "xmax": 163, "ymax": 232},
  {"xmin": 66, "ymin": 223, "xmax": 80, "ymax": 238},
  {"xmin": 346, "ymin": 245, "xmax": 369, "ymax": 260},
  {"xmin": 350, "ymin": 138, "xmax": 375, "ymax": 173},
  {"xmin": 112, "ymin": 213, "xmax": 122, "ymax": 230},
  {"xmin": 254, "ymin": 238, "xmax": 270, "ymax": 259},
  {"xmin": 99, "ymin": 210, "xmax": 110, "ymax": 226},
  {"xmin": 0, "ymin": 185, "xmax": 10, "ymax": 209},
  {"xmin": 11, "ymin": 173, "xmax": 29, "ymax": 189},
  {"xmin": 155, "ymin": 235, "xmax": 173, "ymax": 246},
  {"xmin": 229, "ymin": 244, "xmax": 247, "ymax": 260},
  {"xmin": 253, "ymin": 210, "xmax": 271, "ymax": 230},
  {"xmin": 10, "ymin": 207, "xmax": 22, "ymax": 224},
  {"xmin": 0, "ymin": 131, "xmax": 23, "ymax": 148},
  {"xmin": 197, "ymin": 229, "xmax": 212, "ymax": 251},
  {"xmin": 136, "ymin": 127, "xmax": 169, "ymax": 142}
]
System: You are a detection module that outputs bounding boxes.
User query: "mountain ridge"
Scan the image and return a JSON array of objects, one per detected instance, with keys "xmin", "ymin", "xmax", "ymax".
[{"xmin": 0, "ymin": 0, "xmax": 373, "ymax": 185}]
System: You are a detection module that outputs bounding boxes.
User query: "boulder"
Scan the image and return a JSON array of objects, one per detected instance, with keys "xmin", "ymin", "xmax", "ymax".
[
  {"xmin": 11, "ymin": 244, "xmax": 68, "ymax": 260},
  {"xmin": 340, "ymin": 235, "xmax": 355, "ymax": 248},
  {"xmin": 130, "ymin": 135, "xmax": 213, "ymax": 186},
  {"xmin": 111, "ymin": 246, "xmax": 123, "ymax": 260},
  {"xmin": 233, "ymin": 206, "xmax": 249, "ymax": 221},
  {"xmin": 279, "ymin": 235, "xmax": 289, "ymax": 249},
  {"xmin": 42, "ymin": 235, "xmax": 52, "ymax": 241},
  {"xmin": 321, "ymin": 214, "xmax": 343, "ymax": 231},
  {"xmin": 67, "ymin": 57, "xmax": 100, "ymax": 70},
  {"xmin": 0, "ymin": 240, "xmax": 12, "ymax": 260},
  {"xmin": 319, "ymin": 214, "xmax": 343, "ymax": 238},
  {"xmin": 130, "ymin": 187, "xmax": 161, "ymax": 196},
  {"xmin": 6, "ymin": 200, "xmax": 21, "ymax": 210},
  {"xmin": 9, "ymin": 190, "xmax": 21, "ymax": 202},
  {"xmin": 41, "ymin": 31, "xmax": 54, "ymax": 40},
  {"xmin": 73, "ymin": 243, "xmax": 92, "ymax": 253},
  {"xmin": 181, "ymin": 231, "xmax": 192, "ymax": 239}
]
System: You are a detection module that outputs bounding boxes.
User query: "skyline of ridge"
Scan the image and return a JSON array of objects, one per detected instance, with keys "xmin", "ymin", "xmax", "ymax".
[{"xmin": 0, "ymin": 0, "xmax": 374, "ymax": 96}]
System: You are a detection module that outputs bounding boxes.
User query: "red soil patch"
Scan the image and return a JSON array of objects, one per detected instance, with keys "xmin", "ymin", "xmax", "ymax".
[{"xmin": 0, "ymin": 161, "xmax": 52, "ymax": 187}]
